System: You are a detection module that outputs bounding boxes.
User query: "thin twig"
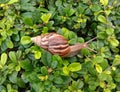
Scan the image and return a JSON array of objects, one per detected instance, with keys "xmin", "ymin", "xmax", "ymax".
[{"xmin": 85, "ymin": 37, "xmax": 97, "ymax": 44}]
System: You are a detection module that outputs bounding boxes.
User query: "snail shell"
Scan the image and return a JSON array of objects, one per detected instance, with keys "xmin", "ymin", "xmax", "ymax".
[{"xmin": 31, "ymin": 33, "xmax": 71, "ymax": 57}]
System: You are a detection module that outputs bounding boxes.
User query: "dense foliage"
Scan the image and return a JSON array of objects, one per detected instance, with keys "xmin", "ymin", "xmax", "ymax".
[{"xmin": 0, "ymin": 0, "xmax": 120, "ymax": 92}]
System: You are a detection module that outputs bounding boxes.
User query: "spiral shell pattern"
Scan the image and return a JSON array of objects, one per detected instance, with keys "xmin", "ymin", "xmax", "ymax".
[{"xmin": 31, "ymin": 33, "xmax": 70, "ymax": 57}]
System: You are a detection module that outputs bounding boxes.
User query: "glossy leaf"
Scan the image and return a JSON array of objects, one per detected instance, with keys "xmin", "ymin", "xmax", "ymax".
[
  {"xmin": 100, "ymin": 0, "xmax": 108, "ymax": 6},
  {"xmin": 6, "ymin": 40, "xmax": 13, "ymax": 49},
  {"xmin": 109, "ymin": 38, "xmax": 119, "ymax": 47},
  {"xmin": 20, "ymin": 60, "xmax": 33, "ymax": 71},
  {"xmin": 106, "ymin": 28, "xmax": 114, "ymax": 35},
  {"xmin": 0, "ymin": 53, "xmax": 7, "ymax": 66},
  {"xmin": 54, "ymin": 77, "xmax": 63, "ymax": 84},
  {"xmin": 21, "ymin": 36, "xmax": 31, "ymax": 45},
  {"xmin": 41, "ymin": 13, "xmax": 51, "ymax": 23},
  {"xmin": 97, "ymin": 32, "xmax": 107, "ymax": 39},
  {"xmin": 9, "ymin": 51, "xmax": 17, "ymax": 63},
  {"xmin": 93, "ymin": 56, "xmax": 104, "ymax": 63},
  {"xmin": 63, "ymin": 66, "xmax": 69, "ymax": 75},
  {"xmin": 34, "ymin": 51, "xmax": 41, "ymax": 59},
  {"xmin": 51, "ymin": 60, "xmax": 58, "ymax": 69},
  {"xmin": 95, "ymin": 64, "xmax": 102, "ymax": 73},
  {"xmin": 23, "ymin": 17, "xmax": 33, "ymax": 26},
  {"xmin": 98, "ymin": 15, "xmax": 106, "ymax": 24},
  {"xmin": 41, "ymin": 66, "xmax": 48, "ymax": 75},
  {"xmin": 113, "ymin": 55, "xmax": 120, "ymax": 66},
  {"xmin": 68, "ymin": 63, "xmax": 81, "ymax": 72},
  {"xmin": 8, "ymin": 0, "xmax": 18, "ymax": 4}
]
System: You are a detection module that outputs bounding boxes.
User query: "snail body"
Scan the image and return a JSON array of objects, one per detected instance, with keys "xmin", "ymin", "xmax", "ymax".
[{"xmin": 31, "ymin": 33, "xmax": 96, "ymax": 57}]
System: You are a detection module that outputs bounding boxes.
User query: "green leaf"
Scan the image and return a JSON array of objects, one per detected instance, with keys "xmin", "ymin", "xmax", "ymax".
[
  {"xmin": 104, "ymin": 88, "xmax": 110, "ymax": 92},
  {"xmin": 51, "ymin": 60, "xmax": 58, "ymax": 69},
  {"xmin": 100, "ymin": 81, "xmax": 106, "ymax": 88},
  {"xmin": 109, "ymin": 38, "xmax": 119, "ymax": 47},
  {"xmin": 21, "ymin": 36, "xmax": 31, "ymax": 45},
  {"xmin": 81, "ymin": 48, "xmax": 90, "ymax": 55},
  {"xmin": 68, "ymin": 63, "xmax": 81, "ymax": 72},
  {"xmin": 113, "ymin": 55, "xmax": 120, "ymax": 66},
  {"xmin": 0, "ymin": 0, "xmax": 9, "ymax": 4},
  {"xmin": 12, "ymin": 34, "xmax": 20, "ymax": 41},
  {"xmin": 0, "ymin": 53, "xmax": 7, "ymax": 66},
  {"xmin": 41, "ymin": 51, "xmax": 52, "ymax": 66},
  {"xmin": 6, "ymin": 40, "xmax": 13, "ymax": 49},
  {"xmin": 8, "ymin": 0, "xmax": 18, "ymax": 4},
  {"xmin": 41, "ymin": 66, "xmax": 48, "ymax": 75},
  {"xmin": 55, "ymin": 0, "xmax": 62, "ymax": 6},
  {"xmin": 9, "ymin": 51, "xmax": 17, "ymax": 63},
  {"xmin": 95, "ymin": 64, "xmax": 102, "ymax": 73},
  {"xmin": 68, "ymin": 8, "xmax": 75, "ymax": 16},
  {"xmin": 100, "ymin": 0, "xmax": 108, "ymax": 6},
  {"xmin": 41, "ymin": 13, "xmax": 51, "ymax": 23},
  {"xmin": 91, "ymin": 4, "xmax": 101, "ymax": 12},
  {"xmin": 93, "ymin": 56, "xmax": 104, "ymax": 63},
  {"xmin": 61, "ymin": 27, "xmax": 70, "ymax": 38},
  {"xmin": 15, "ymin": 65, "xmax": 21, "ymax": 71},
  {"xmin": 69, "ymin": 38, "xmax": 77, "ymax": 44},
  {"xmin": 97, "ymin": 32, "xmax": 107, "ymax": 39},
  {"xmin": 9, "ymin": 71, "xmax": 17, "ymax": 83},
  {"xmin": 69, "ymin": 31, "xmax": 77, "ymax": 39},
  {"xmin": 63, "ymin": 66, "xmax": 69, "ymax": 75},
  {"xmin": 20, "ymin": 60, "xmax": 33, "ymax": 71},
  {"xmin": 105, "ymin": 9, "xmax": 111, "ymax": 15},
  {"xmin": 23, "ymin": 17, "xmax": 33, "ymax": 26},
  {"xmin": 42, "ymin": 27, "xmax": 48, "ymax": 34},
  {"xmin": 98, "ymin": 15, "xmax": 106, "ymax": 24},
  {"xmin": 114, "ymin": 73, "xmax": 120, "ymax": 82},
  {"xmin": 54, "ymin": 77, "xmax": 63, "ymax": 84},
  {"xmin": 106, "ymin": 28, "xmax": 114, "ymax": 35},
  {"xmin": 34, "ymin": 51, "xmax": 41, "ymax": 59},
  {"xmin": 16, "ymin": 78, "xmax": 26, "ymax": 88}
]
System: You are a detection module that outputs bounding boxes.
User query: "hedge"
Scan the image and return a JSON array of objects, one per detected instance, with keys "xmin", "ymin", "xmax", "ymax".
[{"xmin": 0, "ymin": 0, "xmax": 120, "ymax": 92}]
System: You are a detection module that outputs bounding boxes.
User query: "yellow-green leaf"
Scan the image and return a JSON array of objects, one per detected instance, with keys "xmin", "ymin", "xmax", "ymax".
[
  {"xmin": 0, "ymin": 53, "xmax": 7, "ymax": 66},
  {"xmin": 21, "ymin": 36, "xmax": 31, "ymax": 45},
  {"xmin": 106, "ymin": 28, "xmax": 114, "ymax": 35},
  {"xmin": 9, "ymin": 51, "xmax": 17, "ymax": 63},
  {"xmin": 6, "ymin": 40, "xmax": 14, "ymax": 49},
  {"xmin": 109, "ymin": 38, "xmax": 119, "ymax": 47},
  {"xmin": 63, "ymin": 66, "xmax": 69, "ymax": 75},
  {"xmin": 8, "ymin": 0, "xmax": 18, "ymax": 4},
  {"xmin": 113, "ymin": 55, "xmax": 120, "ymax": 66},
  {"xmin": 68, "ymin": 63, "xmax": 81, "ymax": 72},
  {"xmin": 100, "ymin": 81, "xmax": 106, "ymax": 88},
  {"xmin": 41, "ymin": 13, "xmax": 51, "ymax": 23},
  {"xmin": 95, "ymin": 64, "xmax": 102, "ymax": 73},
  {"xmin": 98, "ymin": 15, "xmax": 106, "ymax": 24},
  {"xmin": 100, "ymin": 0, "xmax": 108, "ymax": 6},
  {"xmin": 34, "ymin": 51, "xmax": 41, "ymax": 59}
]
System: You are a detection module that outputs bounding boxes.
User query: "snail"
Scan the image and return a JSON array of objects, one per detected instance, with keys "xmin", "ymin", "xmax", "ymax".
[{"xmin": 31, "ymin": 33, "xmax": 97, "ymax": 57}]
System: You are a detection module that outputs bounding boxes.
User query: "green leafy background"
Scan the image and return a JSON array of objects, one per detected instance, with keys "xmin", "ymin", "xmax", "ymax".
[{"xmin": 0, "ymin": 0, "xmax": 120, "ymax": 92}]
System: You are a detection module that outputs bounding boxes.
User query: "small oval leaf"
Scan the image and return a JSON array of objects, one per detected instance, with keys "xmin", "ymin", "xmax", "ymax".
[
  {"xmin": 21, "ymin": 36, "xmax": 31, "ymax": 45},
  {"xmin": 34, "ymin": 51, "xmax": 41, "ymax": 59},
  {"xmin": 95, "ymin": 64, "xmax": 102, "ymax": 73},
  {"xmin": 113, "ymin": 55, "xmax": 120, "ymax": 66},
  {"xmin": 0, "ymin": 53, "xmax": 7, "ymax": 66},
  {"xmin": 68, "ymin": 63, "xmax": 81, "ymax": 72},
  {"xmin": 9, "ymin": 51, "xmax": 17, "ymax": 63},
  {"xmin": 41, "ymin": 13, "xmax": 51, "ymax": 23},
  {"xmin": 98, "ymin": 15, "xmax": 106, "ymax": 24},
  {"xmin": 109, "ymin": 38, "xmax": 119, "ymax": 47},
  {"xmin": 106, "ymin": 28, "xmax": 114, "ymax": 35},
  {"xmin": 63, "ymin": 66, "xmax": 69, "ymax": 75},
  {"xmin": 100, "ymin": 0, "xmax": 108, "ymax": 6}
]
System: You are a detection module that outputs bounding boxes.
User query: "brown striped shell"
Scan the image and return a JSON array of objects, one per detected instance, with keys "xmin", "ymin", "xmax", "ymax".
[{"xmin": 31, "ymin": 33, "xmax": 71, "ymax": 57}]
